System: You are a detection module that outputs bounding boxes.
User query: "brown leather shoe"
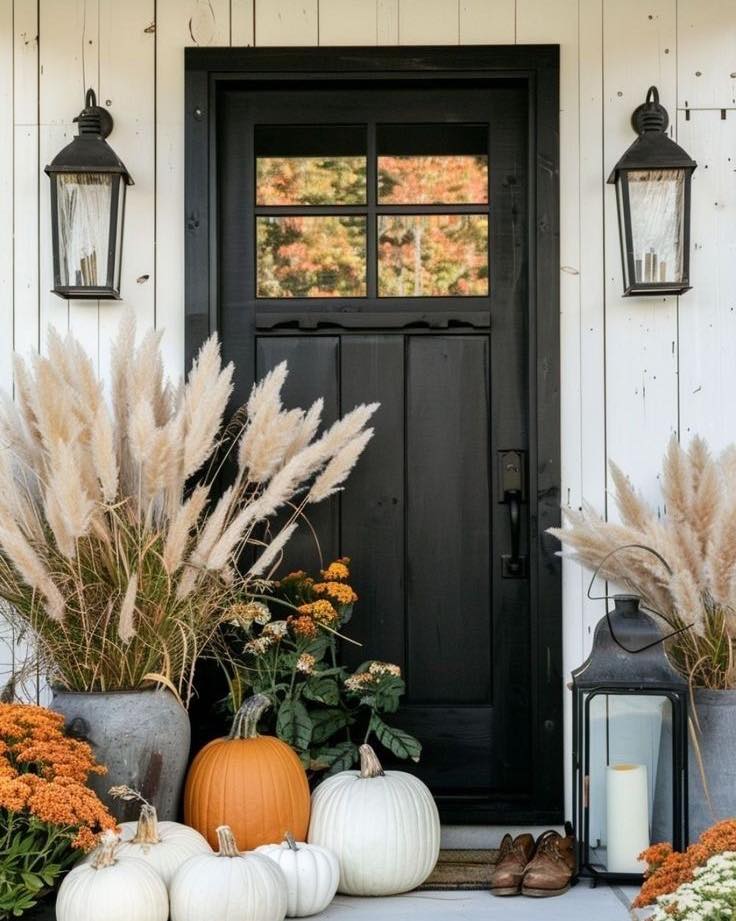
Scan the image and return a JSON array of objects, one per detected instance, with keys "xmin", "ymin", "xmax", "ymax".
[
  {"xmin": 490, "ymin": 833, "xmax": 536, "ymax": 896},
  {"xmin": 521, "ymin": 824, "xmax": 576, "ymax": 897}
]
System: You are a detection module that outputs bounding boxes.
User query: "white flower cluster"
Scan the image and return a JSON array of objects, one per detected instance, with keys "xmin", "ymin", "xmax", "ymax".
[{"xmin": 651, "ymin": 851, "xmax": 736, "ymax": 921}]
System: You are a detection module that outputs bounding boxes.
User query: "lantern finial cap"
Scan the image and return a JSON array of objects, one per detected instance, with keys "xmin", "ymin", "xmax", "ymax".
[
  {"xmin": 631, "ymin": 85, "xmax": 669, "ymax": 135},
  {"xmin": 74, "ymin": 88, "xmax": 113, "ymax": 140}
]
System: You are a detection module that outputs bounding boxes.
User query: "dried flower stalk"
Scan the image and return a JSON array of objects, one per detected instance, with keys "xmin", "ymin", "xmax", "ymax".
[
  {"xmin": 0, "ymin": 315, "xmax": 376, "ymax": 702},
  {"xmin": 550, "ymin": 435, "xmax": 736, "ymax": 688}
]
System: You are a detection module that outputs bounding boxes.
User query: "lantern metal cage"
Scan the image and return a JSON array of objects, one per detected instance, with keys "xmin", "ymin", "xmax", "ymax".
[
  {"xmin": 572, "ymin": 592, "xmax": 689, "ymax": 885},
  {"xmin": 608, "ymin": 85, "xmax": 696, "ymax": 297},
  {"xmin": 45, "ymin": 89, "xmax": 133, "ymax": 300}
]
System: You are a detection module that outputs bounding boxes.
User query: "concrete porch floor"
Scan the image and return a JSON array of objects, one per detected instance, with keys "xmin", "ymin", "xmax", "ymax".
[{"xmin": 315, "ymin": 885, "xmax": 638, "ymax": 920}]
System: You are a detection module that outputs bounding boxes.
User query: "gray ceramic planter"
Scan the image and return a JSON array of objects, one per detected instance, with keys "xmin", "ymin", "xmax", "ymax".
[
  {"xmin": 687, "ymin": 689, "xmax": 736, "ymax": 839},
  {"xmin": 51, "ymin": 688, "xmax": 190, "ymax": 822}
]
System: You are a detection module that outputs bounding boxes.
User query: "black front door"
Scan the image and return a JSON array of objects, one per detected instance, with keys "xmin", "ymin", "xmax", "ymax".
[{"xmin": 190, "ymin": 47, "xmax": 561, "ymax": 824}]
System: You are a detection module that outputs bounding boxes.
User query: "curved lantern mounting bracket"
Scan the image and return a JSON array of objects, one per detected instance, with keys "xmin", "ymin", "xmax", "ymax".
[{"xmin": 586, "ymin": 543, "xmax": 693, "ymax": 654}]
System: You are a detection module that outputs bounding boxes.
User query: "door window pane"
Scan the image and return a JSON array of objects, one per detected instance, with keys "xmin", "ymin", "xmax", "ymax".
[
  {"xmin": 377, "ymin": 123, "xmax": 488, "ymax": 204},
  {"xmin": 257, "ymin": 216, "xmax": 367, "ymax": 297},
  {"xmin": 255, "ymin": 125, "xmax": 366, "ymax": 205},
  {"xmin": 378, "ymin": 214, "xmax": 488, "ymax": 296}
]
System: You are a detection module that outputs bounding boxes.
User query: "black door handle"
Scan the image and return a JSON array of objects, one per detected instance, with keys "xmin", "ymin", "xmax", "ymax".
[
  {"xmin": 505, "ymin": 489, "xmax": 522, "ymax": 576},
  {"xmin": 498, "ymin": 450, "xmax": 527, "ymax": 579}
]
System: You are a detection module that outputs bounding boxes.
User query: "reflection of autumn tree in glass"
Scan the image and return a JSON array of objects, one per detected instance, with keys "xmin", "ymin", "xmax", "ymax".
[
  {"xmin": 254, "ymin": 153, "xmax": 489, "ymax": 298},
  {"xmin": 377, "ymin": 155, "xmax": 488, "ymax": 204},
  {"xmin": 378, "ymin": 215, "xmax": 488, "ymax": 296},
  {"xmin": 257, "ymin": 156, "xmax": 366, "ymax": 205},
  {"xmin": 377, "ymin": 155, "xmax": 488, "ymax": 296},
  {"xmin": 257, "ymin": 216, "xmax": 366, "ymax": 297}
]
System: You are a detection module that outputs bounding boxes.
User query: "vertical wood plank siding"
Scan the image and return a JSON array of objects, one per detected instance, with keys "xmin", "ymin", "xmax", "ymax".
[{"xmin": 2, "ymin": 2, "xmax": 735, "ymax": 818}]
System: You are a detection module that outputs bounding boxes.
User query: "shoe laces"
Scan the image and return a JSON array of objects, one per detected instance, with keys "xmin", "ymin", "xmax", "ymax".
[
  {"xmin": 499, "ymin": 835, "xmax": 530, "ymax": 866},
  {"xmin": 534, "ymin": 831, "xmax": 566, "ymax": 864}
]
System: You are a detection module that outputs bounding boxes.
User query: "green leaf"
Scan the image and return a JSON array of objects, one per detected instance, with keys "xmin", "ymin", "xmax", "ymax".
[
  {"xmin": 303, "ymin": 676, "xmax": 340, "ymax": 706},
  {"xmin": 373, "ymin": 676, "xmax": 405, "ymax": 714},
  {"xmin": 311, "ymin": 741, "xmax": 358, "ymax": 775},
  {"xmin": 370, "ymin": 715, "xmax": 422, "ymax": 762},
  {"xmin": 276, "ymin": 698, "xmax": 313, "ymax": 751},
  {"xmin": 20, "ymin": 872, "xmax": 44, "ymax": 892},
  {"xmin": 309, "ymin": 707, "xmax": 352, "ymax": 745}
]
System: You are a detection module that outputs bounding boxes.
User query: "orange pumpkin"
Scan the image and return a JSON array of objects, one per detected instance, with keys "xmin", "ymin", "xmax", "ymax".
[{"xmin": 184, "ymin": 694, "xmax": 310, "ymax": 850}]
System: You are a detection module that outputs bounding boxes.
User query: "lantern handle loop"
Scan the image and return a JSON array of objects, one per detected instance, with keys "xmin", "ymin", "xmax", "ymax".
[
  {"xmin": 646, "ymin": 86, "xmax": 660, "ymax": 106},
  {"xmin": 85, "ymin": 88, "xmax": 97, "ymax": 110},
  {"xmin": 586, "ymin": 543, "xmax": 693, "ymax": 654}
]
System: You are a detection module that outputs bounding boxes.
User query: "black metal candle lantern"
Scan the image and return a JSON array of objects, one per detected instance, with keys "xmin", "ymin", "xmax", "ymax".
[
  {"xmin": 45, "ymin": 89, "xmax": 133, "ymax": 299},
  {"xmin": 608, "ymin": 86, "xmax": 696, "ymax": 297},
  {"xmin": 572, "ymin": 549, "xmax": 689, "ymax": 884}
]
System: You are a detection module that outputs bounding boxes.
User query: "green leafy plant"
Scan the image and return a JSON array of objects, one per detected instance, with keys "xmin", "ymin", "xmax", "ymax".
[{"xmin": 223, "ymin": 559, "xmax": 421, "ymax": 776}]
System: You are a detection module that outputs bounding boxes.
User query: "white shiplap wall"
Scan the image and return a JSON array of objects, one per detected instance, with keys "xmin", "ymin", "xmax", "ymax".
[{"xmin": 1, "ymin": 0, "xmax": 735, "ymax": 815}]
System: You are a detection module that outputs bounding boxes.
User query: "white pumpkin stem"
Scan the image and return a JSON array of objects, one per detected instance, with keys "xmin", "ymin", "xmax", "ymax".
[
  {"xmin": 285, "ymin": 832, "xmax": 299, "ymax": 851},
  {"xmin": 216, "ymin": 825, "xmax": 241, "ymax": 857},
  {"xmin": 359, "ymin": 743, "xmax": 385, "ymax": 778},
  {"xmin": 91, "ymin": 831, "xmax": 120, "ymax": 869},
  {"xmin": 131, "ymin": 803, "xmax": 161, "ymax": 845},
  {"xmin": 228, "ymin": 693, "xmax": 271, "ymax": 740}
]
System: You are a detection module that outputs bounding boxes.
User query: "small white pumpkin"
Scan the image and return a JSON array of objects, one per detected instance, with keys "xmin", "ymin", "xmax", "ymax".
[
  {"xmin": 56, "ymin": 831, "xmax": 168, "ymax": 921},
  {"xmin": 308, "ymin": 743, "xmax": 440, "ymax": 896},
  {"xmin": 83, "ymin": 802, "xmax": 212, "ymax": 887},
  {"xmin": 256, "ymin": 833, "xmax": 339, "ymax": 917},
  {"xmin": 170, "ymin": 825, "xmax": 287, "ymax": 921}
]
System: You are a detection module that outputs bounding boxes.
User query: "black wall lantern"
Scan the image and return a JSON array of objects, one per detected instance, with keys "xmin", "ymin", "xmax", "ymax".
[
  {"xmin": 45, "ymin": 89, "xmax": 133, "ymax": 299},
  {"xmin": 572, "ymin": 549, "xmax": 689, "ymax": 884},
  {"xmin": 608, "ymin": 86, "xmax": 696, "ymax": 296}
]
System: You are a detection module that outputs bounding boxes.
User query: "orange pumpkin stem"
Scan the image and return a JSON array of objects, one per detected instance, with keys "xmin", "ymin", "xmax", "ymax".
[
  {"xmin": 131, "ymin": 803, "xmax": 161, "ymax": 845},
  {"xmin": 359, "ymin": 743, "xmax": 385, "ymax": 779},
  {"xmin": 92, "ymin": 830, "xmax": 120, "ymax": 869},
  {"xmin": 228, "ymin": 693, "xmax": 271, "ymax": 740},
  {"xmin": 216, "ymin": 825, "xmax": 242, "ymax": 857}
]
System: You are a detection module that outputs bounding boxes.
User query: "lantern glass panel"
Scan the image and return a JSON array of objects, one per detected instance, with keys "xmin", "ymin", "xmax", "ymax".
[
  {"xmin": 626, "ymin": 168, "xmax": 686, "ymax": 286},
  {"xmin": 55, "ymin": 172, "xmax": 114, "ymax": 288},
  {"xmin": 585, "ymin": 693, "xmax": 673, "ymax": 877}
]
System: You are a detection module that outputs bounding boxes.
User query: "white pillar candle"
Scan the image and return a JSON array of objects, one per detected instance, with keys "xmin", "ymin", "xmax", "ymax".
[{"xmin": 606, "ymin": 763, "xmax": 649, "ymax": 874}]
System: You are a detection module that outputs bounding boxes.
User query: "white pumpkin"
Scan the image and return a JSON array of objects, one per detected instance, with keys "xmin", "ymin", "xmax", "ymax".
[
  {"xmin": 82, "ymin": 804, "xmax": 211, "ymax": 886},
  {"xmin": 256, "ymin": 833, "xmax": 339, "ymax": 917},
  {"xmin": 170, "ymin": 825, "xmax": 287, "ymax": 921},
  {"xmin": 308, "ymin": 743, "xmax": 440, "ymax": 896},
  {"xmin": 56, "ymin": 831, "xmax": 168, "ymax": 921}
]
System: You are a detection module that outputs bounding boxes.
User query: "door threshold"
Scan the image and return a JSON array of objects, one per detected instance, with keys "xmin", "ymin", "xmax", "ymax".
[{"xmin": 441, "ymin": 824, "xmax": 565, "ymax": 849}]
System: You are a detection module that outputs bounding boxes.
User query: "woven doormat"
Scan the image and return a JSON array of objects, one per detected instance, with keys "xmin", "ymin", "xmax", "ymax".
[{"xmin": 419, "ymin": 848, "xmax": 499, "ymax": 890}]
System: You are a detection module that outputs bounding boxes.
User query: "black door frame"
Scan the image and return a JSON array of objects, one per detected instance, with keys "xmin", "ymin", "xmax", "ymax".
[{"xmin": 184, "ymin": 45, "xmax": 562, "ymax": 824}]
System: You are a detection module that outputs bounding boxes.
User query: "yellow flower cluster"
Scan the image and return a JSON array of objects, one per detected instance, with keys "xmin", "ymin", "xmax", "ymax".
[
  {"xmin": 228, "ymin": 600, "xmax": 271, "ymax": 627},
  {"xmin": 313, "ymin": 581, "xmax": 358, "ymax": 605},
  {"xmin": 322, "ymin": 558, "xmax": 350, "ymax": 581},
  {"xmin": 0, "ymin": 703, "xmax": 115, "ymax": 850},
  {"xmin": 368, "ymin": 661, "xmax": 401, "ymax": 678},
  {"xmin": 344, "ymin": 673, "xmax": 375, "ymax": 692},
  {"xmin": 344, "ymin": 661, "xmax": 402, "ymax": 693}
]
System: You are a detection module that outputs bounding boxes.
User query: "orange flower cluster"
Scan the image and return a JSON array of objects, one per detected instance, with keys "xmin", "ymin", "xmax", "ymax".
[
  {"xmin": 634, "ymin": 819, "xmax": 736, "ymax": 907},
  {"xmin": 288, "ymin": 615, "xmax": 319, "ymax": 639},
  {"xmin": 313, "ymin": 581, "xmax": 358, "ymax": 605},
  {"xmin": 0, "ymin": 703, "xmax": 115, "ymax": 850}
]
